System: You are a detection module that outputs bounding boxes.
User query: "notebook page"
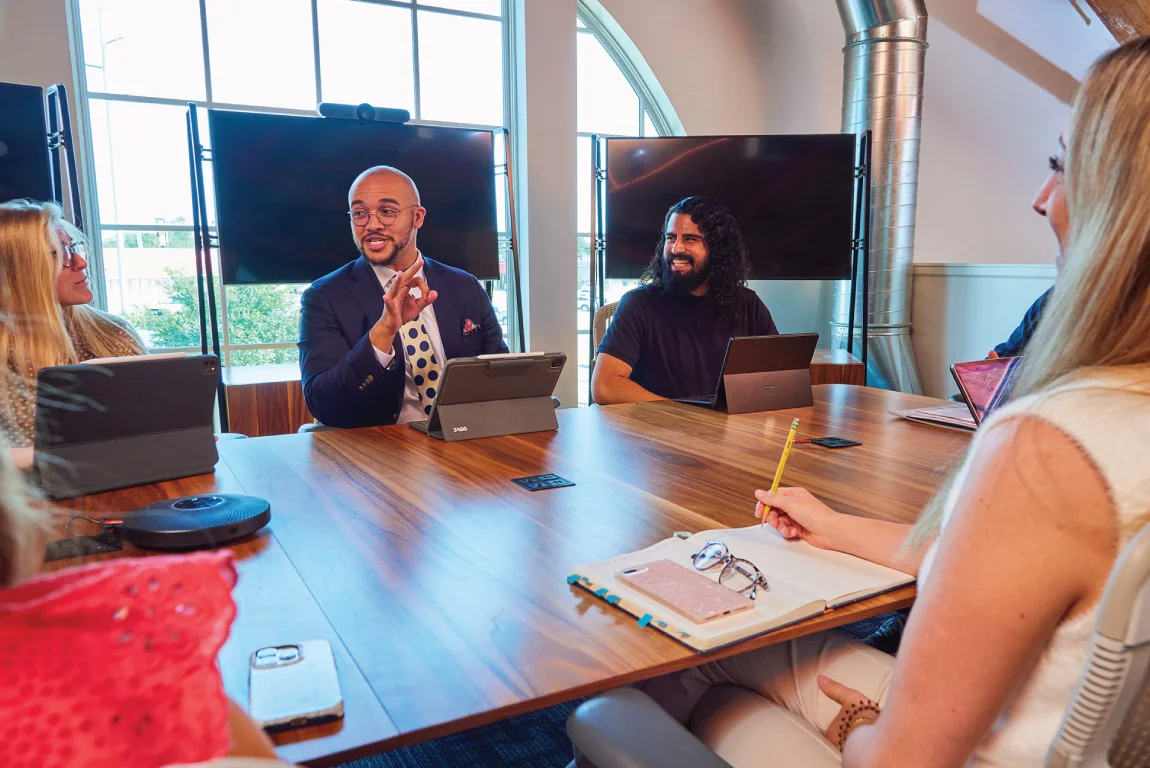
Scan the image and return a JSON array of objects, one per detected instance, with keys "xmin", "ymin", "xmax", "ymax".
[{"xmin": 690, "ymin": 525, "xmax": 914, "ymax": 607}]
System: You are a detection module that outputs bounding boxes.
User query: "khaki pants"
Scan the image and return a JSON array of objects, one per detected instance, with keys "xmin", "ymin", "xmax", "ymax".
[{"xmin": 638, "ymin": 632, "xmax": 896, "ymax": 768}]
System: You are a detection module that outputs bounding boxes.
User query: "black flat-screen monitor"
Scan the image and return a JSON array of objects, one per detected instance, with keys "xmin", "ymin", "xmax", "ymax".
[
  {"xmin": 605, "ymin": 134, "xmax": 856, "ymax": 280},
  {"xmin": 209, "ymin": 110, "xmax": 499, "ymax": 284},
  {"xmin": 0, "ymin": 83, "xmax": 53, "ymax": 204}
]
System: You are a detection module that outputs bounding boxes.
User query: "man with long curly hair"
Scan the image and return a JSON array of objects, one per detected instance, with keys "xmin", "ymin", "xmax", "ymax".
[{"xmin": 592, "ymin": 196, "xmax": 778, "ymax": 404}]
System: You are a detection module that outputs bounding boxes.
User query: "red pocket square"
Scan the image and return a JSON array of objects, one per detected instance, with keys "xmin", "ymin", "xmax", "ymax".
[{"xmin": 462, "ymin": 318, "xmax": 481, "ymax": 336}]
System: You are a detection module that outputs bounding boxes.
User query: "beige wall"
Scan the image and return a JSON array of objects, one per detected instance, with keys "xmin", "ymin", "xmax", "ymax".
[
  {"xmin": 0, "ymin": 0, "xmax": 75, "ymax": 93},
  {"xmin": 912, "ymin": 263, "xmax": 1054, "ymax": 398}
]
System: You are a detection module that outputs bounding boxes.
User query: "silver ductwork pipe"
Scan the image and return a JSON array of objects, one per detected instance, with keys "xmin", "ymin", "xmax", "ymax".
[{"xmin": 831, "ymin": 0, "xmax": 927, "ymax": 393}]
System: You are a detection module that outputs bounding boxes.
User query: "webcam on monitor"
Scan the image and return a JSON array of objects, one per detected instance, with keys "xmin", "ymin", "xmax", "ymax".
[{"xmin": 316, "ymin": 102, "xmax": 410, "ymax": 124}]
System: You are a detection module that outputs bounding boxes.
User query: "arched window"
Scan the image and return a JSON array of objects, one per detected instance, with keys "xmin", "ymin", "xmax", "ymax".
[
  {"xmin": 75, "ymin": 0, "xmax": 509, "ymax": 366},
  {"xmin": 575, "ymin": 4, "xmax": 678, "ymax": 404}
]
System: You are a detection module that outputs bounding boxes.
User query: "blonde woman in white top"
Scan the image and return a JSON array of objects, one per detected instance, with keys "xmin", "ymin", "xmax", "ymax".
[{"xmin": 629, "ymin": 35, "xmax": 1150, "ymax": 768}]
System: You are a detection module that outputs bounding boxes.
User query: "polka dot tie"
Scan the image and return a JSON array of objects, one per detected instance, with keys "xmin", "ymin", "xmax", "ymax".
[{"xmin": 401, "ymin": 317, "xmax": 442, "ymax": 417}]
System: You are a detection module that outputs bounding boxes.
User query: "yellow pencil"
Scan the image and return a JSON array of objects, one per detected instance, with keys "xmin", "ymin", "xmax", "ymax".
[{"xmin": 761, "ymin": 418, "xmax": 800, "ymax": 526}]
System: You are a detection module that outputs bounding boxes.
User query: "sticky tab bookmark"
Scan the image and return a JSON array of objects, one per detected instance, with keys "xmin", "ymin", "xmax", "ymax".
[
  {"xmin": 594, "ymin": 587, "xmax": 608, "ymax": 597},
  {"xmin": 566, "ymin": 574, "xmax": 580, "ymax": 584},
  {"xmin": 606, "ymin": 594, "xmax": 621, "ymax": 605},
  {"xmin": 637, "ymin": 613, "xmax": 653, "ymax": 628}
]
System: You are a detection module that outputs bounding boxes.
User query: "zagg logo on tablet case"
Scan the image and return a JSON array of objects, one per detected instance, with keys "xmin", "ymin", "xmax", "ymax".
[{"xmin": 453, "ymin": 426, "xmax": 468, "ymax": 433}]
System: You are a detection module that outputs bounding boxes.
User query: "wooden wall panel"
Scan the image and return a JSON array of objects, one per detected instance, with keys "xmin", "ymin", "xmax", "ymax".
[
  {"xmin": 810, "ymin": 349, "xmax": 866, "ymax": 386},
  {"xmin": 222, "ymin": 364, "xmax": 314, "ymax": 438}
]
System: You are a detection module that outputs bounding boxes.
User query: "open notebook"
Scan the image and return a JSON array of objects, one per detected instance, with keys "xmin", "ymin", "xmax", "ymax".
[
  {"xmin": 894, "ymin": 404, "xmax": 976, "ymax": 431},
  {"xmin": 569, "ymin": 524, "xmax": 914, "ymax": 653}
]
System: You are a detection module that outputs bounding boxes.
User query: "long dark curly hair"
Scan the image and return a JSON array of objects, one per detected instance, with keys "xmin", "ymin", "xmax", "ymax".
[{"xmin": 641, "ymin": 196, "xmax": 752, "ymax": 324}]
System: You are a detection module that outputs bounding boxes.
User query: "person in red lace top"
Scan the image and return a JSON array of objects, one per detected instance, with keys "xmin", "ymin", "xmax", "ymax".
[{"xmin": 0, "ymin": 450, "xmax": 291, "ymax": 767}]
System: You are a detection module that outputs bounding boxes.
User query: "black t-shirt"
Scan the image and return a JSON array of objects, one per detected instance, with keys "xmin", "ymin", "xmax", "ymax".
[{"xmin": 597, "ymin": 285, "xmax": 779, "ymax": 400}]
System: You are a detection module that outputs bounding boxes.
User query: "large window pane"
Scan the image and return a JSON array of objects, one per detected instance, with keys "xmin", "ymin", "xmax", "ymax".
[
  {"xmin": 206, "ymin": 0, "xmax": 316, "ymax": 109},
  {"xmin": 577, "ymin": 235, "xmax": 590, "ymax": 323},
  {"xmin": 101, "ymin": 229, "xmax": 200, "ymax": 347},
  {"xmin": 419, "ymin": 0, "xmax": 502, "ymax": 16},
  {"xmin": 318, "ymin": 0, "xmax": 415, "ymax": 114},
  {"xmin": 577, "ymin": 33, "xmax": 639, "ymax": 135},
  {"xmin": 605, "ymin": 278, "xmax": 641, "ymax": 304},
  {"xmin": 577, "ymin": 136, "xmax": 591, "ymax": 233},
  {"xmin": 223, "ymin": 283, "xmax": 306, "ymax": 366},
  {"xmin": 418, "ymin": 12, "xmax": 503, "ymax": 126},
  {"xmin": 78, "ymin": 0, "xmax": 206, "ymax": 99},
  {"xmin": 89, "ymin": 101, "xmax": 194, "ymax": 225}
]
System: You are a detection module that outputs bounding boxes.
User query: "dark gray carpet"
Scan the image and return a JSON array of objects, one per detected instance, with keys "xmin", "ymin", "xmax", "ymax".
[{"xmin": 339, "ymin": 613, "xmax": 895, "ymax": 768}]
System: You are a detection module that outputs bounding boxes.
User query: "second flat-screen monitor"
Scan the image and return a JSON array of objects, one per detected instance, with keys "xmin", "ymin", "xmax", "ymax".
[
  {"xmin": 0, "ymin": 82, "xmax": 53, "ymax": 205},
  {"xmin": 605, "ymin": 134, "xmax": 856, "ymax": 280},
  {"xmin": 209, "ymin": 110, "xmax": 499, "ymax": 284}
]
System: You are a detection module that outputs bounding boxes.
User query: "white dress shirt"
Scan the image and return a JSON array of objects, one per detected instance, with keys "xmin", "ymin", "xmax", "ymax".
[{"xmin": 370, "ymin": 260, "xmax": 447, "ymax": 424}]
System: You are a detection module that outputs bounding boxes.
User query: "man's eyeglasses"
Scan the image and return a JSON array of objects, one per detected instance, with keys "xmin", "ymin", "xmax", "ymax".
[
  {"xmin": 691, "ymin": 541, "xmax": 770, "ymax": 599},
  {"xmin": 348, "ymin": 204, "xmax": 419, "ymax": 227},
  {"xmin": 55, "ymin": 241, "xmax": 87, "ymax": 269}
]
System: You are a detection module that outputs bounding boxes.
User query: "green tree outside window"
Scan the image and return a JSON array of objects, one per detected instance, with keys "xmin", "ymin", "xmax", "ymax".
[{"xmin": 127, "ymin": 268, "xmax": 304, "ymax": 366}]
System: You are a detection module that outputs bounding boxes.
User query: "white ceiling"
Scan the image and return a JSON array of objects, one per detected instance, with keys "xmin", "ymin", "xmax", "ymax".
[{"xmin": 977, "ymin": 0, "xmax": 1118, "ymax": 79}]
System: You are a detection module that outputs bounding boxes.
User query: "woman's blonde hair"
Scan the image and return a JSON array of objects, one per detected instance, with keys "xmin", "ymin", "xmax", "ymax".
[
  {"xmin": 907, "ymin": 36, "xmax": 1150, "ymax": 550},
  {"xmin": 0, "ymin": 200, "xmax": 132, "ymax": 370}
]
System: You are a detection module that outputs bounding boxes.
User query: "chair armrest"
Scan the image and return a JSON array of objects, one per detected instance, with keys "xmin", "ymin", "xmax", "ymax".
[
  {"xmin": 566, "ymin": 689, "xmax": 732, "ymax": 768},
  {"xmin": 297, "ymin": 422, "xmax": 340, "ymax": 433}
]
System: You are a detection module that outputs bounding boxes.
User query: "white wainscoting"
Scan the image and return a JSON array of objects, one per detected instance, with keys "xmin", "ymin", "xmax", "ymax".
[{"xmin": 911, "ymin": 263, "xmax": 1055, "ymax": 399}]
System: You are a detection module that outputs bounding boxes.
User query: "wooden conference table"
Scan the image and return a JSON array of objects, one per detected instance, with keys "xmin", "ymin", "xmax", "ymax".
[{"xmin": 50, "ymin": 385, "xmax": 970, "ymax": 766}]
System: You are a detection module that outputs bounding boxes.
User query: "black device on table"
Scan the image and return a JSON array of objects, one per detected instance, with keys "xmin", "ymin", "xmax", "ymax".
[
  {"xmin": 408, "ymin": 352, "xmax": 567, "ymax": 441},
  {"xmin": 677, "ymin": 333, "xmax": 819, "ymax": 414},
  {"xmin": 33, "ymin": 355, "xmax": 220, "ymax": 499}
]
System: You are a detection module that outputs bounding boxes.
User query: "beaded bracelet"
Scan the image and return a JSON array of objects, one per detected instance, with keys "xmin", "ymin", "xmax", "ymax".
[{"xmin": 835, "ymin": 700, "xmax": 881, "ymax": 751}]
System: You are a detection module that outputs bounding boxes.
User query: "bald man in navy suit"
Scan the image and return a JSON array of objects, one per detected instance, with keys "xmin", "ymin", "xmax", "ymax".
[{"xmin": 298, "ymin": 166, "xmax": 507, "ymax": 428}]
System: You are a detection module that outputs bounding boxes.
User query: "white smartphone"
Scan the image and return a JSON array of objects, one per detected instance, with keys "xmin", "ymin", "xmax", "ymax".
[{"xmin": 248, "ymin": 639, "xmax": 345, "ymax": 732}]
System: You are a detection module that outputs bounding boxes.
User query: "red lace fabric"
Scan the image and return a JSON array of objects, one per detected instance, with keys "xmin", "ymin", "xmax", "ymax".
[{"xmin": 0, "ymin": 550, "xmax": 238, "ymax": 768}]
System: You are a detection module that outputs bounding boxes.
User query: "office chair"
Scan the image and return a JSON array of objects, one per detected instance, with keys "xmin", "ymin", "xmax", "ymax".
[
  {"xmin": 593, "ymin": 301, "xmax": 619, "ymax": 350},
  {"xmin": 1046, "ymin": 523, "xmax": 1150, "ymax": 767},
  {"xmin": 298, "ymin": 421, "xmax": 339, "ymax": 433},
  {"xmin": 566, "ymin": 524, "xmax": 1150, "ymax": 768},
  {"xmin": 588, "ymin": 301, "xmax": 619, "ymax": 404}
]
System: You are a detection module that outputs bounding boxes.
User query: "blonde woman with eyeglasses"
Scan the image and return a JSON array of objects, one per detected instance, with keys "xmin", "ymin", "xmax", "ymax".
[
  {"xmin": 0, "ymin": 200, "xmax": 146, "ymax": 451},
  {"xmin": 581, "ymin": 35, "xmax": 1150, "ymax": 768}
]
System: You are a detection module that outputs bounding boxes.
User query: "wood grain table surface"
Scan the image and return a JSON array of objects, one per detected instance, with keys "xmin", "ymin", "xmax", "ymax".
[{"xmin": 46, "ymin": 385, "xmax": 970, "ymax": 765}]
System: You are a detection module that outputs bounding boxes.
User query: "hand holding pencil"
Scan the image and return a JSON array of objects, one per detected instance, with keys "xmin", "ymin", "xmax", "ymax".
[
  {"xmin": 760, "ymin": 418, "xmax": 800, "ymax": 527},
  {"xmin": 755, "ymin": 420, "xmax": 843, "ymax": 548}
]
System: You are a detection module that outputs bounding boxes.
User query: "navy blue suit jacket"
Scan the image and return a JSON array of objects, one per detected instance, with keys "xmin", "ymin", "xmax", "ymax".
[{"xmin": 298, "ymin": 256, "xmax": 508, "ymax": 428}]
